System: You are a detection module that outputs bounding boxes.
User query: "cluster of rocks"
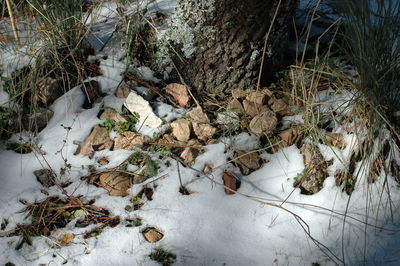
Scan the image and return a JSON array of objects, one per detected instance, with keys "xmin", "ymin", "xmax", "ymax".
[{"xmin": 220, "ymin": 88, "xmax": 289, "ymax": 136}]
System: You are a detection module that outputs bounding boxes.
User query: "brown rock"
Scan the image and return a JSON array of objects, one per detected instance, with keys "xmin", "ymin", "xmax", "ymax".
[
  {"xmin": 192, "ymin": 123, "xmax": 216, "ymax": 141},
  {"xmin": 245, "ymin": 91, "xmax": 265, "ymax": 105},
  {"xmin": 187, "ymin": 107, "xmax": 209, "ymax": 123},
  {"xmin": 99, "ymin": 108, "xmax": 128, "ymax": 123},
  {"xmin": 171, "ymin": 119, "xmax": 192, "ymax": 142},
  {"xmin": 249, "ymin": 110, "xmax": 278, "ymax": 136},
  {"xmin": 114, "ymin": 132, "xmax": 151, "ymax": 150},
  {"xmin": 180, "ymin": 146, "xmax": 200, "ymax": 164},
  {"xmin": 142, "ymin": 227, "xmax": 164, "ymax": 243},
  {"xmin": 115, "ymin": 84, "xmax": 132, "ymax": 98},
  {"xmin": 243, "ymin": 100, "xmax": 270, "ymax": 118},
  {"xmin": 165, "ymin": 83, "xmax": 190, "ymax": 107},
  {"xmin": 233, "ymin": 150, "xmax": 262, "ymax": 175},
  {"xmin": 226, "ymin": 98, "xmax": 244, "ymax": 114},
  {"xmin": 98, "ymin": 172, "xmax": 131, "ymax": 196},
  {"xmin": 74, "ymin": 125, "xmax": 113, "ymax": 157}
]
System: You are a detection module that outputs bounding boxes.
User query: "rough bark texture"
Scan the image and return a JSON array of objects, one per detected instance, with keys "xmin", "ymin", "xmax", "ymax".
[{"xmin": 170, "ymin": 0, "xmax": 297, "ymax": 94}]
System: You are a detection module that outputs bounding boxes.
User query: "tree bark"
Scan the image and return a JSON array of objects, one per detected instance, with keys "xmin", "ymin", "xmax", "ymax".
[{"xmin": 169, "ymin": 0, "xmax": 297, "ymax": 94}]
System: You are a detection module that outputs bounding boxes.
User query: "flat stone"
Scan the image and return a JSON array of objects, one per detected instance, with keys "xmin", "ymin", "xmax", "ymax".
[
  {"xmin": 249, "ymin": 110, "xmax": 278, "ymax": 136},
  {"xmin": 124, "ymin": 91, "xmax": 163, "ymax": 128}
]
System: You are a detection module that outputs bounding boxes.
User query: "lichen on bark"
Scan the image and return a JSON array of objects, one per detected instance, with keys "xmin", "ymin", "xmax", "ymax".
[{"xmin": 156, "ymin": 0, "xmax": 297, "ymax": 94}]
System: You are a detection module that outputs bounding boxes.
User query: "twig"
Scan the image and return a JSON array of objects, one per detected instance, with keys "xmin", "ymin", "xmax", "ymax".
[{"xmin": 5, "ymin": 0, "xmax": 20, "ymax": 48}]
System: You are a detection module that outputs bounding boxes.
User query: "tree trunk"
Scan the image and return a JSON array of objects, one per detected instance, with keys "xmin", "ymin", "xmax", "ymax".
[{"xmin": 169, "ymin": 0, "xmax": 297, "ymax": 95}]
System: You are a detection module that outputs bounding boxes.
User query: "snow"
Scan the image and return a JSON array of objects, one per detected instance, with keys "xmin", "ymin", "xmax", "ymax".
[{"xmin": 1, "ymin": 0, "xmax": 400, "ymax": 265}]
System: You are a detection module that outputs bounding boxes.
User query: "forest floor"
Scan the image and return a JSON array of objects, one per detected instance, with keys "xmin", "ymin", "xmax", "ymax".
[{"xmin": 1, "ymin": 1, "xmax": 400, "ymax": 265}]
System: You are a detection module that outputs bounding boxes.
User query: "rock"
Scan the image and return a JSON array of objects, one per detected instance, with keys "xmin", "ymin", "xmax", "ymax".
[
  {"xmin": 115, "ymin": 83, "xmax": 132, "ymax": 98},
  {"xmin": 180, "ymin": 146, "xmax": 200, "ymax": 164},
  {"xmin": 187, "ymin": 107, "xmax": 209, "ymax": 123},
  {"xmin": 99, "ymin": 108, "xmax": 127, "ymax": 123},
  {"xmin": 98, "ymin": 172, "xmax": 131, "ymax": 196},
  {"xmin": 74, "ymin": 125, "xmax": 113, "ymax": 157},
  {"xmin": 124, "ymin": 91, "xmax": 163, "ymax": 128},
  {"xmin": 81, "ymin": 80, "xmax": 102, "ymax": 109},
  {"xmin": 165, "ymin": 83, "xmax": 190, "ymax": 107},
  {"xmin": 142, "ymin": 227, "xmax": 164, "ymax": 243},
  {"xmin": 113, "ymin": 132, "xmax": 151, "ymax": 150},
  {"xmin": 233, "ymin": 150, "xmax": 262, "ymax": 175},
  {"xmin": 268, "ymin": 96, "xmax": 288, "ymax": 113},
  {"xmin": 226, "ymin": 98, "xmax": 244, "ymax": 114},
  {"xmin": 245, "ymin": 91, "xmax": 265, "ymax": 105},
  {"xmin": 296, "ymin": 143, "xmax": 332, "ymax": 194},
  {"xmin": 34, "ymin": 169, "xmax": 56, "ymax": 187},
  {"xmin": 243, "ymin": 100, "xmax": 270, "ymax": 118},
  {"xmin": 231, "ymin": 88, "xmax": 246, "ymax": 99},
  {"xmin": 171, "ymin": 119, "xmax": 192, "ymax": 142},
  {"xmin": 249, "ymin": 110, "xmax": 278, "ymax": 136},
  {"xmin": 192, "ymin": 122, "xmax": 216, "ymax": 141}
]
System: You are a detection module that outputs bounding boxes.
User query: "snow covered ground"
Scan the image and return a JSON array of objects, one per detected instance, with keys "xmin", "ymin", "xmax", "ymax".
[{"xmin": 1, "ymin": 1, "xmax": 400, "ymax": 265}]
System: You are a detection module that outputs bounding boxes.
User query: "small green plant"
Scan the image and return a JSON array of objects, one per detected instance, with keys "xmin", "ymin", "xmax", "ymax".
[
  {"xmin": 129, "ymin": 152, "xmax": 144, "ymax": 165},
  {"xmin": 145, "ymin": 157, "xmax": 159, "ymax": 178},
  {"xmin": 125, "ymin": 216, "xmax": 142, "ymax": 227},
  {"xmin": 149, "ymin": 247, "xmax": 177, "ymax": 266},
  {"xmin": 119, "ymin": 163, "xmax": 128, "ymax": 171},
  {"xmin": 294, "ymin": 169, "xmax": 308, "ymax": 183},
  {"xmin": 101, "ymin": 112, "xmax": 140, "ymax": 133}
]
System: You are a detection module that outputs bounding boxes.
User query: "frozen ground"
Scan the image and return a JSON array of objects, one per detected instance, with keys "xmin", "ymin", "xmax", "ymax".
[{"xmin": 1, "ymin": 1, "xmax": 400, "ymax": 265}]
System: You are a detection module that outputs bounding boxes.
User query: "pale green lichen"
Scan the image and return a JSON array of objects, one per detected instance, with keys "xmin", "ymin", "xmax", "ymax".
[{"xmin": 153, "ymin": 0, "xmax": 216, "ymax": 78}]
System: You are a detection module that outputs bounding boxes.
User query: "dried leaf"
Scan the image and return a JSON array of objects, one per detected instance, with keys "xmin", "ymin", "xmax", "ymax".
[{"xmin": 222, "ymin": 172, "xmax": 238, "ymax": 195}]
